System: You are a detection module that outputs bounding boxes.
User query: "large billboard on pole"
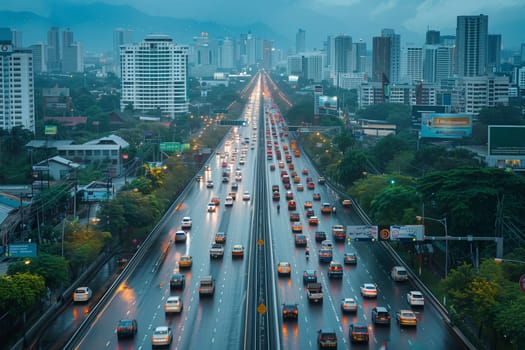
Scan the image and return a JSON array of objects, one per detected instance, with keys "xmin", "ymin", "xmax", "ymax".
[
  {"xmin": 488, "ymin": 125, "xmax": 525, "ymax": 156},
  {"xmin": 420, "ymin": 113, "xmax": 472, "ymax": 139}
]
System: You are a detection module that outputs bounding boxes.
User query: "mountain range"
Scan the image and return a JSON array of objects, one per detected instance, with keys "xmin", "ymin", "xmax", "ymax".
[{"xmin": 0, "ymin": 2, "xmax": 289, "ymax": 53}]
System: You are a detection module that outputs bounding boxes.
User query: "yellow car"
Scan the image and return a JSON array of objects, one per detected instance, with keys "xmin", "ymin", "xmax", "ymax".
[
  {"xmin": 178, "ymin": 255, "xmax": 193, "ymax": 268},
  {"xmin": 396, "ymin": 310, "xmax": 417, "ymax": 326},
  {"xmin": 292, "ymin": 222, "xmax": 303, "ymax": 233},
  {"xmin": 304, "ymin": 201, "xmax": 313, "ymax": 209},
  {"xmin": 277, "ymin": 262, "xmax": 291, "ymax": 276}
]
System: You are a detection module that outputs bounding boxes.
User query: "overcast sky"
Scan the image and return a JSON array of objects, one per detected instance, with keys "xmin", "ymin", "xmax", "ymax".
[{"xmin": 2, "ymin": 0, "xmax": 524, "ymax": 49}]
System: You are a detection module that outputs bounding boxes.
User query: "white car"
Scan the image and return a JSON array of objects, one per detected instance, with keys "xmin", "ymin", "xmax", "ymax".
[
  {"xmin": 151, "ymin": 326, "xmax": 173, "ymax": 347},
  {"xmin": 207, "ymin": 202, "xmax": 216, "ymax": 212},
  {"xmin": 224, "ymin": 196, "xmax": 234, "ymax": 207},
  {"xmin": 341, "ymin": 298, "xmax": 358, "ymax": 313},
  {"xmin": 242, "ymin": 191, "xmax": 251, "ymax": 201},
  {"xmin": 181, "ymin": 216, "xmax": 192, "ymax": 229},
  {"xmin": 164, "ymin": 296, "xmax": 183, "ymax": 313},
  {"xmin": 73, "ymin": 287, "xmax": 92, "ymax": 302},
  {"xmin": 174, "ymin": 230, "xmax": 187, "ymax": 242},
  {"xmin": 206, "ymin": 180, "xmax": 214, "ymax": 188},
  {"xmin": 407, "ymin": 291, "xmax": 425, "ymax": 307},
  {"xmin": 360, "ymin": 283, "xmax": 378, "ymax": 298}
]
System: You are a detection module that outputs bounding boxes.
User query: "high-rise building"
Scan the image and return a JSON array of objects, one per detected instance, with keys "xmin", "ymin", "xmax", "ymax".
[
  {"xmin": 353, "ymin": 40, "xmax": 367, "ymax": 73},
  {"xmin": 120, "ymin": 34, "xmax": 189, "ymax": 118},
  {"xmin": 487, "ymin": 34, "xmax": 501, "ymax": 73},
  {"xmin": 262, "ymin": 40, "xmax": 273, "ymax": 70},
  {"xmin": 333, "ymin": 35, "xmax": 352, "ymax": 85},
  {"xmin": 423, "ymin": 45, "xmax": 453, "ymax": 84},
  {"xmin": 381, "ymin": 29, "xmax": 401, "ymax": 84},
  {"xmin": 47, "ymin": 27, "xmax": 61, "ymax": 72},
  {"xmin": 426, "ymin": 30, "xmax": 440, "ymax": 45},
  {"xmin": 113, "ymin": 28, "xmax": 134, "ymax": 76},
  {"xmin": 521, "ymin": 43, "xmax": 525, "ymax": 64},
  {"xmin": 302, "ymin": 53, "xmax": 324, "ymax": 83},
  {"xmin": 372, "ymin": 36, "xmax": 391, "ymax": 82},
  {"xmin": 62, "ymin": 43, "xmax": 83, "ymax": 73},
  {"xmin": 296, "ymin": 29, "xmax": 306, "ymax": 54},
  {"xmin": 456, "ymin": 14, "xmax": 488, "ymax": 77},
  {"xmin": 62, "ymin": 28, "xmax": 74, "ymax": 48},
  {"xmin": 0, "ymin": 36, "xmax": 35, "ymax": 132},
  {"xmin": 287, "ymin": 55, "xmax": 303, "ymax": 75},
  {"xmin": 217, "ymin": 37, "xmax": 234, "ymax": 70},
  {"xmin": 29, "ymin": 42, "xmax": 47, "ymax": 73},
  {"xmin": 453, "ymin": 75, "xmax": 509, "ymax": 114},
  {"xmin": 406, "ymin": 45, "xmax": 423, "ymax": 84}
]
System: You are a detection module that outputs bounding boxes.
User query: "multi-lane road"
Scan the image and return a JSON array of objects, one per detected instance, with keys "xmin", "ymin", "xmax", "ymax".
[{"xmin": 58, "ymin": 72, "xmax": 468, "ymax": 350}]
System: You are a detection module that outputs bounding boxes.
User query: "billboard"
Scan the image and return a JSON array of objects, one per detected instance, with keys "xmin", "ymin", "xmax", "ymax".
[
  {"xmin": 488, "ymin": 125, "xmax": 525, "ymax": 156},
  {"xmin": 420, "ymin": 113, "xmax": 472, "ymax": 139},
  {"xmin": 389, "ymin": 225, "xmax": 425, "ymax": 242},
  {"xmin": 7, "ymin": 243, "xmax": 37, "ymax": 257},
  {"xmin": 318, "ymin": 95, "xmax": 338, "ymax": 112},
  {"xmin": 347, "ymin": 225, "xmax": 378, "ymax": 241}
]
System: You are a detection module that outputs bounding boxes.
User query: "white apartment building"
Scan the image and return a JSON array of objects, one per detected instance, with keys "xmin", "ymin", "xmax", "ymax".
[
  {"xmin": 0, "ymin": 42, "xmax": 35, "ymax": 133},
  {"xmin": 120, "ymin": 35, "xmax": 189, "ymax": 118},
  {"xmin": 453, "ymin": 75, "xmax": 509, "ymax": 115},
  {"xmin": 358, "ymin": 82, "xmax": 437, "ymax": 109}
]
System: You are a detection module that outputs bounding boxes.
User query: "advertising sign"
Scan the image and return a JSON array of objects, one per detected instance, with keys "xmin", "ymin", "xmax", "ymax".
[
  {"xmin": 347, "ymin": 225, "xmax": 378, "ymax": 241},
  {"xmin": 390, "ymin": 225, "xmax": 425, "ymax": 242},
  {"xmin": 7, "ymin": 243, "xmax": 37, "ymax": 257},
  {"xmin": 420, "ymin": 113, "xmax": 472, "ymax": 139},
  {"xmin": 488, "ymin": 125, "xmax": 525, "ymax": 156},
  {"xmin": 44, "ymin": 125, "xmax": 57, "ymax": 135},
  {"xmin": 318, "ymin": 96, "xmax": 338, "ymax": 111}
]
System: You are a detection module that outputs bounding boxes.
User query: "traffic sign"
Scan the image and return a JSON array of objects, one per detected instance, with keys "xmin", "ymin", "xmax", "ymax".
[
  {"xmin": 7, "ymin": 243, "xmax": 37, "ymax": 257},
  {"xmin": 520, "ymin": 274, "xmax": 525, "ymax": 294},
  {"xmin": 218, "ymin": 120, "xmax": 246, "ymax": 126}
]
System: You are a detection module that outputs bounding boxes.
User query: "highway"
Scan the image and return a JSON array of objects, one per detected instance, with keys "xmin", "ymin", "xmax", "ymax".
[{"xmin": 60, "ymin": 72, "xmax": 467, "ymax": 350}]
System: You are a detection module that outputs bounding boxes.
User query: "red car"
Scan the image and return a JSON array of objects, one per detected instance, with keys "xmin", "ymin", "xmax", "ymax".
[{"xmin": 307, "ymin": 182, "xmax": 315, "ymax": 190}]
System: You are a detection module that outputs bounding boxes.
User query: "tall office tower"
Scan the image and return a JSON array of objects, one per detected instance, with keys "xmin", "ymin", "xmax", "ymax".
[
  {"xmin": 244, "ymin": 33, "xmax": 257, "ymax": 66},
  {"xmin": 487, "ymin": 34, "xmax": 501, "ymax": 73},
  {"xmin": 62, "ymin": 28, "xmax": 74, "ymax": 47},
  {"xmin": 333, "ymin": 35, "xmax": 352, "ymax": 85},
  {"xmin": 456, "ymin": 14, "xmax": 488, "ymax": 77},
  {"xmin": 113, "ymin": 28, "xmax": 134, "ymax": 76},
  {"xmin": 30, "ymin": 42, "xmax": 47, "ymax": 73},
  {"xmin": 440, "ymin": 35, "xmax": 456, "ymax": 46},
  {"xmin": 47, "ymin": 27, "xmax": 61, "ymax": 72},
  {"xmin": 353, "ymin": 40, "xmax": 367, "ymax": 73},
  {"xmin": 303, "ymin": 53, "xmax": 325, "ymax": 83},
  {"xmin": 287, "ymin": 55, "xmax": 303, "ymax": 75},
  {"xmin": 423, "ymin": 45, "xmax": 453, "ymax": 84},
  {"xmin": 0, "ymin": 36, "xmax": 35, "ymax": 133},
  {"xmin": 426, "ymin": 30, "xmax": 440, "ymax": 45},
  {"xmin": 10, "ymin": 29, "xmax": 23, "ymax": 48},
  {"xmin": 262, "ymin": 40, "xmax": 273, "ymax": 69},
  {"xmin": 406, "ymin": 45, "xmax": 423, "ymax": 84},
  {"xmin": 372, "ymin": 36, "xmax": 391, "ymax": 82},
  {"xmin": 521, "ymin": 43, "xmax": 525, "ymax": 64},
  {"xmin": 217, "ymin": 37, "xmax": 234, "ymax": 70},
  {"xmin": 381, "ymin": 28, "xmax": 401, "ymax": 84},
  {"xmin": 62, "ymin": 43, "xmax": 83, "ymax": 73},
  {"xmin": 296, "ymin": 29, "xmax": 306, "ymax": 54},
  {"xmin": 120, "ymin": 34, "xmax": 189, "ymax": 118}
]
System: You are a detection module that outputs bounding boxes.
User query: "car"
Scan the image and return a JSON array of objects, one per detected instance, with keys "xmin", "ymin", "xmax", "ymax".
[
  {"xmin": 360, "ymin": 283, "xmax": 378, "ymax": 298},
  {"xmin": 308, "ymin": 216, "xmax": 319, "ymax": 225},
  {"xmin": 315, "ymin": 231, "xmax": 327, "ymax": 242},
  {"xmin": 318, "ymin": 176, "xmax": 326, "ymax": 184},
  {"xmin": 174, "ymin": 230, "xmax": 187, "ymax": 242},
  {"xmin": 228, "ymin": 192, "xmax": 237, "ymax": 200},
  {"xmin": 225, "ymin": 196, "xmax": 234, "ymax": 206},
  {"xmin": 207, "ymin": 202, "xmax": 216, "ymax": 212},
  {"xmin": 332, "ymin": 225, "xmax": 346, "ymax": 241},
  {"xmin": 272, "ymin": 191, "xmax": 280, "ymax": 201},
  {"xmin": 73, "ymin": 287, "xmax": 92, "ymax": 302},
  {"xmin": 321, "ymin": 240, "xmax": 333, "ymax": 250},
  {"xmin": 283, "ymin": 182, "xmax": 291, "ymax": 190},
  {"xmin": 195, "ymin": 175, "xmax": 203, "ymax": 182},
  {"xmin": 242, "ymin": 191, "xmax": 251, "ymax": 201},
  {"xmin": 270, "ymin": 164, "xmax": 276, "ymax": 171},
  {"xmin": 407, "ymin": 291, "xmax": 425, "ymax": 307},
  {"xmin": 304, "ymin": 201, "xmax": 313, "ymax": 209},
  {"xmin": 342, "ymin": 199, "xmax": 352, "ymax": 207},
  {"xmin": 231, "ymin": 182, "xmax": 239, "ymax": 190},
  {"xmin": 391, "ymin": 266, "xmax": 409, "ymax": 281},
  {"xmin": 289, "ymin": 212, "xmax": 300, "ymax": 222},
  {"xmin": 291, "ymin": 222, "xmax": 303, "ymax": 233},
  {"xmin": 317, "ymin": 328, "xmax": 337, "ymax": 348},
  {"xmin": 287, "ymin": 200, "xmax": 296, "ymax": 210},
  {"xmin": 214, "ymin": 231, "xmax": 227, "ymax": 244},
  {"xmin": 321, "ymin": 203, "xmax": 332, "ymax": 214},
  {"xmin": 181, "ymin": 216, "xmax": 192, "ymax": 229},
  {"xmin": 164, "ymin": 296, "xmax": 183, "ymax": 313},
  {"xmin": 282, "ymin": 303, "xmax": 299, "ymax": 320},
  {"xmin": 231, "ymin": 244, "xmax": 245, "ymax": 258},
  {"xmin": 303, "ymin": 269, "xmax": 318, "ymax": 284},
  {"xmin": 302, "ymin": 168, "xmax": 309, "ymax": 175},
  {"xmin": 198, "ymin": 276, "xmax": 215, "ymax": 296},
  {"xmin": 318, "ymin": 249, "xmax": 333, "ymax": 263},
  {"xmin": 343, "ymin": 252, "xmax": 357, "ymax": 264},
  {"xmin": 349, "ymin": 323, "xmax": 369, "ymax": 344},
  {"xmin": 297, "ymin": 183, "xmax": 304, "ymax": 191},
  {"xmin": 313, "ymin": 193, "xmax": 321, "ymax": 201},
  {"xmin": 295, "ymin": 234, "xmax": 307, "ymax": 247},
  {"xmin": 206, "ymin": 180, "xmax": 214, "ymax": 188},
  {"xmin": 169, "ymin": 273, "xmax": 185, "ymax": 289},
  {"xmin": 305, "ymin": 208, "xmax": 315, "ymax": 218},
  {"xmin": 151, "ymin": 326, "xmax": 173, "ymax": 347},
  {"xmin": 222, "ymin": 176, "xmax": 229, "ymax": 183},
  {"xmin": 328, "ymin": 261, "xmax": 343, "ymax": 278},
  {"xmin": 293, "ymin": 176, "xmax": 300, "ymax": 184},
  {"xmin": 116, "ymin": 319, "xmax": 138, "ymax": 339},
  {"xmin": 371, "ymin": 306, "xmax": 391, "ymax": 325},
  {"xmin": 307, "ymin": 182, "xmax": 315, "ymax": 190},
  {"xmin": 285, "ymin": 191, "xmax": 294, "ymax": 200},
  {"xmin": 396, "ymin": 309, "xmax": 417, "ymax": 326},
  {"xmin": 277, "ymin": 262, "xmax": 291, "ymax": 276},
  {"xmin": 178, "ymin": 255, "xmax": 192, "ymax": 268},
  {"xmin": 341, "ymin": 298, "xmax": 358, "ymax": 313},
  {"xmin": 211, "ymin": 197, "xmax": 220, "ymax": 205}
]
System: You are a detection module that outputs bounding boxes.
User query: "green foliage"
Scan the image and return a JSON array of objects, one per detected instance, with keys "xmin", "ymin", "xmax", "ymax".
[
  {"xmin": 369, "ymin": 184, "xmax": 420, "ymax": 225},
  {"xmin": 283, "ymin": 99, "xmax": 314, "ymax": 125},
  {"xmin": 335, "ymin": 150, "xmax": 369, "ymax": 188},
  {"xmin": 7, "ymin": 253, "xmax": 71, "ymax": 289},
  {"xmin": 0, "ymin": 273, "xmax": 46, "ymax": 315},
  {"xmin": 370, "ymin": 134, "xmax": 410, "ymax": 172}
]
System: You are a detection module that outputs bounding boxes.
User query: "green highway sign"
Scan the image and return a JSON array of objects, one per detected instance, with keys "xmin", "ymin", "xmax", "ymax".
[
  {"xmin": 160, "ymin": 142, "xmax": 181, "ymax": 152},
  {"xmin": 219, "ymin": 120, "xmax": 247, "ymax": 126}
]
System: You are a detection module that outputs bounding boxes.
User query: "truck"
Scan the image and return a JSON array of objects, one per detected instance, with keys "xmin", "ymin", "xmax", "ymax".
[
  {"xmin": 210, "ymin": 243, "xmax": 224, "ymax": 259},
  {"xmin": 306, "ymin": 282, "xmax": 323, "ymax": 303},
  {"xmin": 332, "ymin": 225, "xmax": 346, "ymax": 242}
]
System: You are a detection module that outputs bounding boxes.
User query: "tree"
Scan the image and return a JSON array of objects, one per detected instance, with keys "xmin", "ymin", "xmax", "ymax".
[
  {"xmin": 369, "ymin": 185, "xmax": 419, "ymax": 225},
  {"xmin": 335, "ymin": 150, "xmax": 369, "ymax": 188},
  {"xmin": 370, "ymin": 134, "xmax": 410, "ymax": 172},
  {"xmin": 7, "ymin": 253, "xmax": 70, "ymax": 290},
  {"xmin": 0, "ymin": 273, "xmax": 46, "ymax": 315}
]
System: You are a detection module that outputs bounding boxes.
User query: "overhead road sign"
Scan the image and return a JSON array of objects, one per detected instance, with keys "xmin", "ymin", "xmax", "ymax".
[{"xmin": 218, "ymin": 120, "xmax": 246, "ymax": 126}]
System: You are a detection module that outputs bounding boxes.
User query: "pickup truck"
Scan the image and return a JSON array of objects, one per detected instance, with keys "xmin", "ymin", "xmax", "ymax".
[
  {"xmin": 210, "ymin": 243, "xmax": 224, "ymax": 259},
  {"xmin": 198, "ymin": 276, "xmax": 215, "ymax": 296},
  {"xmin": 306, "ymin": 282, "xmax": 323, "ymax": 303}
]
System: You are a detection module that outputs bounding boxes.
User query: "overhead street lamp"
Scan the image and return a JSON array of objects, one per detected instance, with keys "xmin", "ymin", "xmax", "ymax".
[{"xmin": 416, "ymin": 215, "xmax": 449, "ymax": 278}]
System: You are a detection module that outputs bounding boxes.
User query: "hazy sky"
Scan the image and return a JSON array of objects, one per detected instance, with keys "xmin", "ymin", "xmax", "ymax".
[{"xmin": 2, "ymin": 0, "xmax": 525, "ymax": 49}]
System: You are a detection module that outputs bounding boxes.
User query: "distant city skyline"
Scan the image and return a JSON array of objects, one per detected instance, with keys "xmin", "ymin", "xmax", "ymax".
[{"xmin": 0, "ymin": 0, "xmax": 524, "ymax": 52}]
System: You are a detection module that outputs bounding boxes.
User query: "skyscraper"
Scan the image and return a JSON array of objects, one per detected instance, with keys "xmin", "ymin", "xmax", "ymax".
[
  {"xmin": 381, "ymin": 29, "xmax": 401, "ymax": 84},
  {"xmin": 0, "ymin": 34, "xmax": 35, "ymax": 132},
  {"xmin": 456, "ymin": 14, "xmax": 488, "ymax": 77},
  {"xmin": 47, "ymin": 27, "xmax": 61, "ymax": 72},
  {"xmin": 426, "ymin": 30, "xmax": 441, "ymax": 45},
  {"xmin": 333, "ymin": 35, "xmax": 352, "ymax": 86},
  {"xmin": 30, "ymin": 42, "xmax": 47, "ymax": 73},
  {"xmin": 217, "ymin": 37, "xmax": 234, "ymax": 70},
  {"xmin": 120, "ymin": 34, "xmax": 189, "ymax": 118},
  {"xmin": 296, "ymin": 29, "xmax": 306, "ymax": 54},
  {"xmin": 113, "ymin": 28, "xmax": 134, "ymax": 76},
  {"xmin": 353, "ymin": 40, "xmax": 367, "ymax": 73},
  {"xmin": 423, "ymin": 45, "xmax": 453, "ymax": 84},
  {"xmin": 487, "ymin": 34, "xmax": 501, "ymax": 73},
  {"xmin": 406, "ymin": 45, "xmax": 423, "ymax": 84},
  {"xmin": 372, "ymin": 36, "xmax": 391, "ymax": 82}
]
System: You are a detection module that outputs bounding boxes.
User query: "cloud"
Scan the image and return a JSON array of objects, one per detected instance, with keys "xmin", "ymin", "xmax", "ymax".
[{"xmin": 370, "ymin": 0, "xmax": 399, "ymax": 16}]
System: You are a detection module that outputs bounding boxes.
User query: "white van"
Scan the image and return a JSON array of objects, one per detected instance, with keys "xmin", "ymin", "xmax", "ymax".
[{"xmin": 391, "ymin": 266, "xmax": 408, "ymax": 281}]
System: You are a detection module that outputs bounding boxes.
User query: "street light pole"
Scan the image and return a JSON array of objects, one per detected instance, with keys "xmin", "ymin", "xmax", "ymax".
[{"xmin": 417, "ymin": 215, "xmax": 448, "ymax": 278}]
